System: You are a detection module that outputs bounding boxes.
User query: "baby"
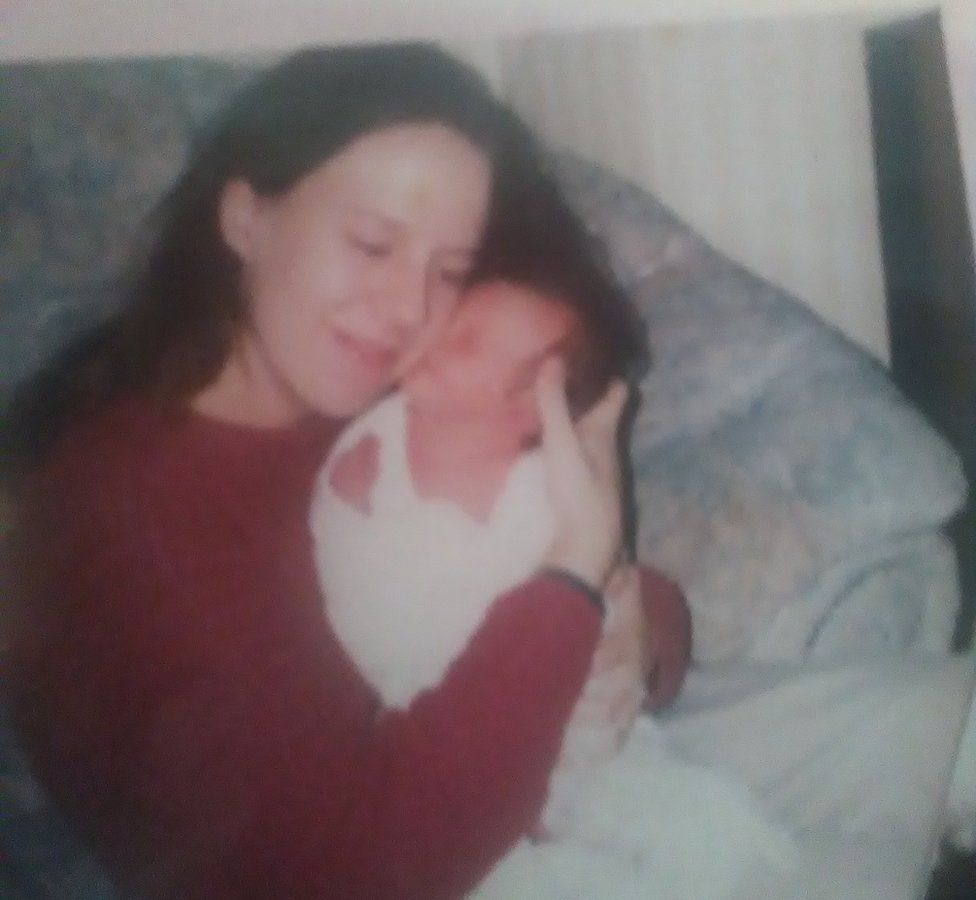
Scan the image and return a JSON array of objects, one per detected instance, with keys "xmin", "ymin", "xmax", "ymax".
[
  {"xmin": 313, "ymin": 279, "xmax": 631, "ymax": 713},
  {"xmin": 311, "ymin": 280, "xmax": 794, "ymax": 899}
]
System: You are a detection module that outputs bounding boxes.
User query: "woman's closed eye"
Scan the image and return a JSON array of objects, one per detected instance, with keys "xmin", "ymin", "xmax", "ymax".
[{"xmin": 347, "ymin": 232, "xmax": 392, "ymax": 258}]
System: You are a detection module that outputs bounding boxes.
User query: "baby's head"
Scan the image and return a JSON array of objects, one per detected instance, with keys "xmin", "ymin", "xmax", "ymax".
[{"xmin": 403, "ymin": 273, "xmax": 646, "ymax": 444}]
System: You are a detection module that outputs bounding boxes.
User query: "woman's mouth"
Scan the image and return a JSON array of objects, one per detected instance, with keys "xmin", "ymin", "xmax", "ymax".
[{"xmin": 332, "ymin": 329, "xmax": 398, "ymax": 373}]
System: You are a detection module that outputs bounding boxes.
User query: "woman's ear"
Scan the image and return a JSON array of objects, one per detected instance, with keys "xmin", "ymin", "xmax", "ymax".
[{"xmin": 218, "ymin": 179, "xmax": 262, "ymax": 261}]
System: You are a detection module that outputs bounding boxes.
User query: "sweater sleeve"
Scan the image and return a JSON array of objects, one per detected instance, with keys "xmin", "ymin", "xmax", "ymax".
[
  {"xmin": 13, "ymin": 463, "xmax": 601, "ymax": 900},
  {"xmin": 638, "ymin": 566, "xmax": 693, "ymax": 711}
]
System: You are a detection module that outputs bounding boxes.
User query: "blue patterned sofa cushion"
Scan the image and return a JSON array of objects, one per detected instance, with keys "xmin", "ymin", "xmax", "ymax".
[
  {"xmin": 551, "ymin": 153, "xmax": 966, "ymax": 662},
  {"xmin": 1, "ymin": 58, "xmax": 257, "ymax": 405}
]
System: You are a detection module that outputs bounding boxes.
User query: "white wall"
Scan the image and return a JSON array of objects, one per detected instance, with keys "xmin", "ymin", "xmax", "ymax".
[
  {"xmin": 498, "ymin": 18, "xmax": 891, "ymax": 361},
  {"xmin": 943, "ymin": 0, "xmax": 976, "ymax": 259},
  {"xmin": 5, "ymin": 0, "xmax": 968, "ymax": 363},
  {"xmin": 0, "ymin": 1, "xmax": 938, "ymax": 62}
]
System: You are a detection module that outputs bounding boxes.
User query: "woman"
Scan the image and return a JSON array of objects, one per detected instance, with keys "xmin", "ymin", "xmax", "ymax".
[{"xmin": 6, "ymin": 44, "xmax": 689, "ymax": 898}]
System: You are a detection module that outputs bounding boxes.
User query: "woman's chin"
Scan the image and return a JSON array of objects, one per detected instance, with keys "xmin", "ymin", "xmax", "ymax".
[{"xmin": 303, "ymin": 374, "xmax": 392, "ymax": 420}]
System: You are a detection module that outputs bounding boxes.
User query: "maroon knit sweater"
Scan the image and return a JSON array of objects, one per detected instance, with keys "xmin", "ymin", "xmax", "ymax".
[{"xmin": 8, "ymin": 398, "xmax": 687, "ymax": 899}]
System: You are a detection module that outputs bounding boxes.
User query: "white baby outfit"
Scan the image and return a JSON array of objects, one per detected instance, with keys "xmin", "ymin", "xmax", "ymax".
[{"xmin": 311, "ymin": 394, "xmax": 794, "ymax": 899}]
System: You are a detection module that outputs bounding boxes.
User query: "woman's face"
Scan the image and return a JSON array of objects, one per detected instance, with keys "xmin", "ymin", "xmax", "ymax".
[{"xmin": 215, "ymin": 123, "xmax": 491, "ymax": 423}]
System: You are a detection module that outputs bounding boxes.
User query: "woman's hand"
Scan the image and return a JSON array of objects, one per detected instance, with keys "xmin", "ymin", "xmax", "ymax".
[{"xmin": 535, "ymin": 358, "xmax": 629, "ymax": 590}]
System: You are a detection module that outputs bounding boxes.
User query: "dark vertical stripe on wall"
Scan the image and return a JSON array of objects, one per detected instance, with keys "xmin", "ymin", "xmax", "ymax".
[{"xmin": 866, "ymin": 12, "xmax": 976, "ymax": 648}]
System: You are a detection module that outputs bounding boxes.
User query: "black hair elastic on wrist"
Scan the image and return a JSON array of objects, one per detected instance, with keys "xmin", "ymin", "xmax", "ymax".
[{"xmin": 540, "ymin": 567, "xmax": 606, "ymax": 617}]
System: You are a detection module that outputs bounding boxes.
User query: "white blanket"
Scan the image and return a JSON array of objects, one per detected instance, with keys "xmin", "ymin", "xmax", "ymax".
[
  {"xmin": 310, "ymin": 394, "xmax": 795, "ymax": 899},
  {"xmin": 661, "ymin": 656, "xmax": 976, "ymax": 899}
]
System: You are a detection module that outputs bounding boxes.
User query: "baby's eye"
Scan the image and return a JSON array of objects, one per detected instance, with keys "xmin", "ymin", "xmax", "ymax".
[
  {"xmin": 451, "ymin": 329, "xmax": 478, "ymax": 351},
  {"xmin": 440, "ymin": 323, "xmax": 482, "ymax": 355}
]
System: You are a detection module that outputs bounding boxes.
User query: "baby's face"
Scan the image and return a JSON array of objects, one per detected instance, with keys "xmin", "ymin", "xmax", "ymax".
[{"xmin": 403, "ymin": 280, "xmax": 578, "ymax": 427}]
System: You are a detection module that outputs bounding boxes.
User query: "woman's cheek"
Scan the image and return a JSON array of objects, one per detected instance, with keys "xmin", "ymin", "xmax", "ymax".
[{"xmin": 394, "ymin": 320, "xmax": 445, "ymax": 381}]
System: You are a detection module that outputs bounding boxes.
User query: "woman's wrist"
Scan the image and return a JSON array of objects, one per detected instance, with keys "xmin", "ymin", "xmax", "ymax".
[{"xmin": 543, "ymin": 536, "xmax": 621, "ymax": 596}]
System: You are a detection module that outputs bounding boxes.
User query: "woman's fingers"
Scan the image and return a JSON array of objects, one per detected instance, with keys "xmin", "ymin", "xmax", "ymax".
[
  {"xmin": 535, "ymin": 357, "xmax": 583, "ymax": 471},
  {"xmin": 535, "ymin": 357, "xmax": 629, "ymax": 589},
  {"xmin": 576, "ymin": 380, "xmax": 628, "ymax": 484}
]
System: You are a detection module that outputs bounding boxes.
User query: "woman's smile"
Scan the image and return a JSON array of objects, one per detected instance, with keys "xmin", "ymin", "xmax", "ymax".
[{"xmin": 331, "ymin": 326, "xmax": 399, "ymax": 374}]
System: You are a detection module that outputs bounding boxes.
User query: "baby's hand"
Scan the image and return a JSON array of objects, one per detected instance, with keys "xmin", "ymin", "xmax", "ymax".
[
  {"xmin": 556, "ymin": 566, "xmax": 648, "ymax": 768},
  {"xmin": 591, "ymin": 566, "xmax": 693, "ymax": 715},
  {"xmin": 640, "ymin": 569, "xmax": 692, "ymax": 711},
  {"xmin": 588, "ymin": 565, "xmax": 649, "ymax": 742}
]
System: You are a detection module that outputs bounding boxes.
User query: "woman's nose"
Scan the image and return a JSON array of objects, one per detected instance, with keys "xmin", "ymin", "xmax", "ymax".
[{"xmin": 377, "ymin": 257, "xmax": 431, "ymax": 334}]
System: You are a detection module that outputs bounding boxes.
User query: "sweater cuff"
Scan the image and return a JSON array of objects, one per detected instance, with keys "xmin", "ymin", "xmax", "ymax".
[{"xmin": 538, "ymin": 568, "xmax": 606, "ymax": 618}]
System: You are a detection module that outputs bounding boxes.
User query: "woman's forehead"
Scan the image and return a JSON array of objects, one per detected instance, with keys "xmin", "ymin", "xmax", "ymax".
[
  {"xmin": 330, "ymin": 124, "xmax": 487, "ymax": 195},
  {"xmin": 290, "ymin": 123, "xmax": 491, "ymax": 246}
]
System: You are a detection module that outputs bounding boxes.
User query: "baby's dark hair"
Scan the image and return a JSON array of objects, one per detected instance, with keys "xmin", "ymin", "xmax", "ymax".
[{"xmin": 471, "ymin": 167, "xmax": 650, "ymax": 419}]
